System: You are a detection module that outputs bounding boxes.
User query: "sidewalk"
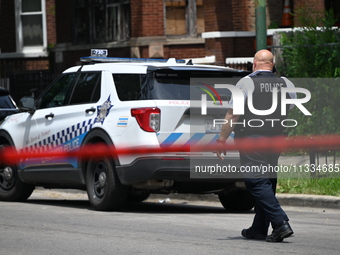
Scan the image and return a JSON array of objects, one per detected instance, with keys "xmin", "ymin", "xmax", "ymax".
[
  {"xmin": 149, "ymin": 193, "xmax": 340, "ymax": 210},
  {"xmin": 279, "ymin": 154, "xmax": 340, "ymax": 165}
]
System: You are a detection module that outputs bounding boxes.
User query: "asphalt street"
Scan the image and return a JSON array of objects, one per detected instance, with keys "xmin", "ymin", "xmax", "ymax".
[{"xmin": 0, "ymin": 189, "xmax": 339, "ymax": 255}]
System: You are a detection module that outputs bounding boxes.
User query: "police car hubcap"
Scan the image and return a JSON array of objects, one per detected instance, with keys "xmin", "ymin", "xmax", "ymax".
[
  {"xmin": 3, "ymin": 167, "xmax": 13, "ymax": 181},
  {"xmin": 93, "ymin": 162, "xmax": 107, "ymax": 198},
  {"xmin": 0, "ymin": 166, "xmax": 16, "ymax": 190},
  {"xmin": 98, "ymin": 172, "xmax": 106, "ymax": 188}
]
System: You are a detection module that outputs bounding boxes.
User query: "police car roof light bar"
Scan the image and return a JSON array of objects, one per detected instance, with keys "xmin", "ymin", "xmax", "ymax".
[{"xmin": 80, "ymin": 56, "xmax": 186, "ymax": 64}]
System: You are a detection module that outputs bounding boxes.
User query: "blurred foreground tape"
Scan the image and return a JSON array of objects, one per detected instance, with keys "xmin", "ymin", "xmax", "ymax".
[{"xmin": 1, "ymin": 135, "xmax": 340, "ymax": 165}]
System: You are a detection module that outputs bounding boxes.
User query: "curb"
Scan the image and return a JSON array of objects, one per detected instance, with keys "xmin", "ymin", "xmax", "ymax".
[
  {"xmin": 276, "ymin": 193, "xmax": 340, "ymax": 209},
  {"xmin": 149, "ymin": 193, "xmax": 340, "ymax": 210}
]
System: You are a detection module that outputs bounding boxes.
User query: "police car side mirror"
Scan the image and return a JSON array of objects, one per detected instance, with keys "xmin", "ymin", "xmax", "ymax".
[{"xmin": 18, "ymin": 96, "xmax": 36, "ymax": 115}]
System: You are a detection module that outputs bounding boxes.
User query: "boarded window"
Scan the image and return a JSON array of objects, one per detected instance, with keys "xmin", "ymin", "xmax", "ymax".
[
  {"xmin": 165, "ymin": 1, "xmax": 187, "ymax": 35},
  {"xmin": 165, "ymin": 0, "xmax": 205, "ymax": 36}
]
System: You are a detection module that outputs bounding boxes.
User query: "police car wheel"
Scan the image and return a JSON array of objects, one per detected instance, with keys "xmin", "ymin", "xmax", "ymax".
[
  {"xmin": 86, "ymin": 156, "xmax": 127, "ymax": 211},
  {"xmin": 0, "ymin": 145, "xmax": 34, "ymax": 202},
  {"xmin": 218, "ymin": 190, "xmax": 255, "ymax": 212}
]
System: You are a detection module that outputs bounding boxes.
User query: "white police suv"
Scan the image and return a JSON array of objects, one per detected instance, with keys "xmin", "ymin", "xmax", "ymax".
[{"xmin": 0, "ymin": 50, "xmax": 253, "ymax": 211}]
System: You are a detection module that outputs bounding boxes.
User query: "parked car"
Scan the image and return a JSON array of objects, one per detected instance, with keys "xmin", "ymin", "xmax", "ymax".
[
  {"xmin": 0, "ymin": 52, "xmax": 254, "ymax": 211},
  {"xmin": 0, "ymin": 87, "xmax": 20, "ymax": 123}
]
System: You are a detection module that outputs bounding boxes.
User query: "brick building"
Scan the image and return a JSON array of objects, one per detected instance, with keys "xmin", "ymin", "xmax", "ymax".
[{"xmin": 0, "ymin": 0, "xmax": 339, "ymax": 98}]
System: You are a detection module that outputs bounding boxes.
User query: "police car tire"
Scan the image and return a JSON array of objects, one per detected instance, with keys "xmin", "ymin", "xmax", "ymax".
[
  {"xmin": 0, "ymin": 145, "xmax": 35, "ymax": 202},
  {"xmin": 86, "ymin": 156, "xmax": 127, "ymax": 211},
  {"xmin": 218, "ymin": 190, "xmax": 255, "ymax": 212}
]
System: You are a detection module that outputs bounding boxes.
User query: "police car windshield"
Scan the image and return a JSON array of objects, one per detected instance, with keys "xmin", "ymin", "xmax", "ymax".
[{"xmin": 0, "ymin": 95, "xmax": 16, "ymax": 109}]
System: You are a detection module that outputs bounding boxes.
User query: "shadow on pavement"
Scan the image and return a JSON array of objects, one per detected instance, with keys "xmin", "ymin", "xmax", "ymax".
[{"xmin": 24, "ymin": 198, "xmax": 254, "ymax": 215}]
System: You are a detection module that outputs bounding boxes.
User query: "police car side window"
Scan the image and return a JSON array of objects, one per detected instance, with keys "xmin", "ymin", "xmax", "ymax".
[
  {"xmin": 113, "ymin": 74, "xmax": 142, "ymax": 101},
  {"xmin": 38, "ymin": 73, "xmax": 77, "ymax": 109},
  {"xmin": 69, "ymin": 72, "xmax": 101, "ymax": 105}
]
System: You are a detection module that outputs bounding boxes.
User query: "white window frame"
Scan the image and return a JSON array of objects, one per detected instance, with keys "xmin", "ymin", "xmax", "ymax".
[{"xmin": 14, "ymin": 0, "xmax": 47, "ymax": 56}]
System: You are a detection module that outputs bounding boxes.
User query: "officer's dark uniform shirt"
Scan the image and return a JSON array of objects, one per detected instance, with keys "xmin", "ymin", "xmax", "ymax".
[{"xmin": 229, "ymin": 70, "xmax": 297, "ymax": 136}]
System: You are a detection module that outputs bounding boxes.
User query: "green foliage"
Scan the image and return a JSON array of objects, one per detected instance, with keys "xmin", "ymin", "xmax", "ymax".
[
  {"xmin": 278, "ymin": 7, "xmax": 340, "ymax": 136},
  {"xmin": 277, "ymin": 177, "xmax": 340, "ymax": 196},
  {"xmin": 279, "ymin": 8, "xmax": 340, "ymax": 78},
  {"xmin": 287, "ymin": 78, "xmax": 340, "ymax": 136}
]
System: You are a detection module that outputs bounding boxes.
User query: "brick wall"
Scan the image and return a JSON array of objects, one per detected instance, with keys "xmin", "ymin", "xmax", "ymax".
[
  {"xmin": 294, "ymin": 0, "xmax": 325, "ymax": 26},
  {"xmin": 0, "ymin": 0, "xmax": 16, "ymax": 53},
  {"xmin": 0, "ymin": 0, "xmax": 50, "ymax": 72},
  {"xmin": 204, "ymin": 0, "xmax": 233, "ymax": 31},
  {"xmin": 164, "ymin": 45, "xmax": 206, "ymax": 59},
  {"xmin": 232, "ymin": 0, "xmax": 255, "ymax": 31},
  {"xmin": 205, "ymin": 38, "xmax": 233, "ymax": 65},
  {"xmin": 55, "ymin": 0, "xmax": 72, "ymax": 43},
  {"xmin": 46, "ymin": 0, "xmax": 57, "ymax": 46},
  {"xmin": 267, "ymin": 0, "xmax": 285, "ymax": 28},
  {"xmin": 0, "ymin": 59, "xmax": 48, "ymax": 74},
  {"xmin": 205, "ymin": 37, "xmax": 256, "ymax": 65},
  {"xmin": 131, "ymin": 0, "xmax": 143, "ymax": 37},
  {"xmin": 295, "ymin": 0, "xmax": 325, "ymax": 11},
  {"xmin": 2, "ymin": 0, "xmax": 334, "ymax": 76},
  {"xmin": 0, "ymin": 0, "xmax": 58, "ymax": 52},
  {"xmin": 233, "ymin": 37, "xmax": 256, "ymax": 56},
  {"xmin": 131, "ymin": 0, "xmax": 164, "ymax": 37},
  {"xmin": 24, "ymin": 59, "xmax": 49, "ymax": 70}
]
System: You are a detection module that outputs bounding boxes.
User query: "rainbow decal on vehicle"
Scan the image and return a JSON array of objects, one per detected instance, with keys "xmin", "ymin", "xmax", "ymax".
[{"xmin": 197, "ymin": 82, "xmax": 223, "ymax": 106}]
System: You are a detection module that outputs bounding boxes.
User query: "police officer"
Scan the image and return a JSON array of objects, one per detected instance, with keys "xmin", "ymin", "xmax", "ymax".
[{"xmin": 216, "ymin": 50, "xmax": 295, "ymax": 242}]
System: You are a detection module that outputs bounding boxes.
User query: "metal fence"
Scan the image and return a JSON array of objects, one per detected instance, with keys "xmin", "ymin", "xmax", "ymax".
[
  {"xmin": 9, "ymin": 71, "xmax": 57, "ymax": 102},
  {"xmin": 0, "ymin": 59, "xmax": 56, "ymax": 102}
]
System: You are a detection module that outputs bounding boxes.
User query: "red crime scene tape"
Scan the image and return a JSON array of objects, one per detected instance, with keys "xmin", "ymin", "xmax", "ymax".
[{"xmin": 1, "ymin": 134, "xmax": 340, "ymax": 165}]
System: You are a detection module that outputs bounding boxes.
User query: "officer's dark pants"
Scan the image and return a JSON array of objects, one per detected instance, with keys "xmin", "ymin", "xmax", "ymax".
[{"xmin": 236, "ymin": 133, "xmax": 289, "ymax": 236}]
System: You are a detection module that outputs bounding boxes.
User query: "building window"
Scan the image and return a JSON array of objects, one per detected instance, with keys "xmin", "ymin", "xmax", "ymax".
[
  {"xmin": 74, "ymin": 0, "xmax": 130, "ymax": 44},
  {"xmin": 165, "ymin": 0, "xmax": 204, "ymax": 36},
  {"xmin": 15, "ymin": 0, "xmax": 47, "ymax": 53}
]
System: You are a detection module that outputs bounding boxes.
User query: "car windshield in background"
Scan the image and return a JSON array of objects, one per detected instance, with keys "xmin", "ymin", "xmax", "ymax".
[
  {"xmin": 0, "ymin": 94, "xmax": 16, "ymax": 109},
  {"xmin": 0, "ymin": 89, "xmax": 20, "ymax": 121},
  {"xmin": 113, "ymin": 69, "xmax": 248, "ymax": 101}
]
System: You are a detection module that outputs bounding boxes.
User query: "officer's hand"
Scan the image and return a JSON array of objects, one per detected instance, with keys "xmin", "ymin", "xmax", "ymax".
[{"xmin": 215, "ymin": 139, "xmax": 226, "ymax": 160}]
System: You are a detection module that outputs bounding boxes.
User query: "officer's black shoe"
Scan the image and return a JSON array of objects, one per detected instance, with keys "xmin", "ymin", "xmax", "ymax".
[
  {"xmin": 241, "ymin": 227, "xmax": 266, "ymax": 240},
  {"xmin": 266, "ymin": 221, "xmax": 293, "ymax": 242}
]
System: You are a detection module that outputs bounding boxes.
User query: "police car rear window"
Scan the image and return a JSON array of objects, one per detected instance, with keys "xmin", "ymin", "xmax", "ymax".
[{"xmin": 113, "ymin": 70, "xmax": 247, "ymax": 101}]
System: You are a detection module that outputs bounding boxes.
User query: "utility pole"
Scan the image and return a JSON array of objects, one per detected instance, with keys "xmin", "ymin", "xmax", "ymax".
[{"xmin": 255, "ymin": 0, "xmax": 267, "ymax": 51}]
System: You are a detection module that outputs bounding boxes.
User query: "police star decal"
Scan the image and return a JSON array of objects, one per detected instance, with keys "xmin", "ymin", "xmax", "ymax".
[{"xmin": 94, "ymin": 96, "xmax": 113, "ymax": 124}]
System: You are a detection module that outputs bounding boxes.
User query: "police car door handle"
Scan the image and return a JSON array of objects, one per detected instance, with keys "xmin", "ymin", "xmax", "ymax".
[
  {"xmin": 45, "ymin": 113, "xmax": 54, "ymax": 120},
  {"xmin": 85, "ymin": 107, "xmax": 96, "ymax": 114}
]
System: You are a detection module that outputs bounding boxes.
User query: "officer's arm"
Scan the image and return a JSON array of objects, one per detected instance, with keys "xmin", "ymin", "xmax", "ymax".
[
  {"xmin": 218, "ymin": 109, "xmax": 240, "ymax": 142},
  {"xmin": 216, "ymin": 109, "xmax": 240, "ymax": 160}
]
